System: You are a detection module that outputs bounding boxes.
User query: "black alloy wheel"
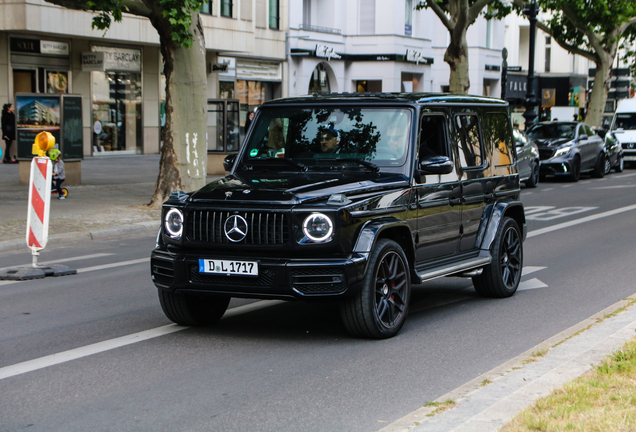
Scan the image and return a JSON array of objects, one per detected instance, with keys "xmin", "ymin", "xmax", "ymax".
[
  {"xmin": 615, "ymin": 155, "xmax": 624, "ymax": 173},
  {"xmin": 592, "ymin": 153, "xmax": 606, "ymax": 178},
  {"xmin": 340, "ymin": 239, "xmax": 411, "ymax": 339},
  {"xmin": 604, "ymin": 156, "xmax": 612, "ymax": 175},
  {"xmin": 525, "ymin": 161, "xmax": 540, "ymax": 188},
  {"xmin": 568, "ymin": 156, "xmax": 581, "ymax": 182},
  {"xmin": 473, "ymin": 217, "xmax": 523, "ymax": 298}
]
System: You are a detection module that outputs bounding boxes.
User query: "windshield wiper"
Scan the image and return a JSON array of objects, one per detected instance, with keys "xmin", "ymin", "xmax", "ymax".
[
  {"xmin": 329, "ymin": 158, "xmax": 380, "ymax": 173},
  {"xmin": 244, "ymin": 158, "xmax": 308, "ymax": 172}
]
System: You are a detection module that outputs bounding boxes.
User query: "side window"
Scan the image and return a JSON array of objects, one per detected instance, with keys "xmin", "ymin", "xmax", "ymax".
[
  {"xmin": 585, "ymin": 125, "xmax": 595, "ymax": 137},
  {"xmin": 419, "ymin": 115, "xmax": 448, "ymax": 161},
  {"xmin": 483, "ymin": 113, "xmax": 515, "ymax": 167},
  {"xmin": 454, "ymin": 114, "xmax": 483, "ymax": 168}
]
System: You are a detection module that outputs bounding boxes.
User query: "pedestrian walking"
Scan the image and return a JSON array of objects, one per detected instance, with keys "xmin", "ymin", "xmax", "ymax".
[
  {"xmin": 48, "ymin": 148, "xmax": 66, "ymax": 200},
  {"xmin": 1, "ymin": 103, "xmax": 16, "ymax": 164},
  {"xmin": 244, "ymin": 111, "xmax": 255, "ymax": 132}
]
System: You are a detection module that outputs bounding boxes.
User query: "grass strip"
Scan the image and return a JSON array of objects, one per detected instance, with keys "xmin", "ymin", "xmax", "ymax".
[{"xmin": 501, "ymin": 336, "xmax": 636, "ymax": 432}]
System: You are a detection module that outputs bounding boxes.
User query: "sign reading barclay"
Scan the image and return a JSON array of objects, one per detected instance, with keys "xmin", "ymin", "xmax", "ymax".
[{"xmin": 90, "ymin": 46, "xmax": 141, "ymax": 72}]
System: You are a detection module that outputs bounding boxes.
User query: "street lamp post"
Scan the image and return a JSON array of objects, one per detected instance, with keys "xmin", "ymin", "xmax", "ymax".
[{"xmin": 523, "ymin": 0, "xmax": 539, "ymax": 126}]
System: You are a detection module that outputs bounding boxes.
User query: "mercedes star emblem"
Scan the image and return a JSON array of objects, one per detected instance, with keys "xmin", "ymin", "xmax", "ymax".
[{"xmin": 224, "ymin": 215, "xmax": 248, "ymax": 242}]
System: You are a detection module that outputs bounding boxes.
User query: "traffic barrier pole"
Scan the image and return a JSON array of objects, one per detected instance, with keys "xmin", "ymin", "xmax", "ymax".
[{"xmin": 26, "ymin": 156, "xmax": 52, "ymax": 267}]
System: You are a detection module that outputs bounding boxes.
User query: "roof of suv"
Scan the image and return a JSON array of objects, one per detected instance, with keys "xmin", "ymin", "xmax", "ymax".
[{"xmin": 262, "ymin": 92, "xmax": 508, "ymax": 107}]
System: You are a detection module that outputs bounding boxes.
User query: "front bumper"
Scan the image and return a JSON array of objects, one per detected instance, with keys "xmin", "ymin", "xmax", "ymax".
[
  {"xmin": 623, "ymin": 150, "xmax": 636, "ymax": 162},
  {"xmin": 150, "ymin": 248, "xmax": 369, "ymax": 300},
  {"xmin": 539, "ymin": 158, "xmax": 576, "ymax": 176}
]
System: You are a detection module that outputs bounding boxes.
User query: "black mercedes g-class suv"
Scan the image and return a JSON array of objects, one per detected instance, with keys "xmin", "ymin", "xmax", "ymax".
[{"xmin": 151, "ymin": 93, "xmax": 526, "ymax": 339}]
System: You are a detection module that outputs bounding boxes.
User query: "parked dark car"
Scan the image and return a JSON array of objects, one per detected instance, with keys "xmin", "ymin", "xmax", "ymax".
[
  {"xmin": 600, "ymin": 129, "xmax": 624, "ymax": 174},
  {"xmin": 513, "ymin": 128, "xmax": 540, "ymax": 187},
  {"xmin": 526, "ymin": 121, "xmax": 606, "ymax": 181},
  {"xmin": 151, "ymin": 93, "xmax": 527, "ymax": 339}
]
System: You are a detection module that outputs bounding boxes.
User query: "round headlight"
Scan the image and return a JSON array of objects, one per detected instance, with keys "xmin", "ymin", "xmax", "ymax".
[
  {"xmin": 302, "ymin": 213, "xmax": 333, "ymax": 242},
  {"xmin": 165, "ymin": 208, "xmax": 183, "ymax": 239}
]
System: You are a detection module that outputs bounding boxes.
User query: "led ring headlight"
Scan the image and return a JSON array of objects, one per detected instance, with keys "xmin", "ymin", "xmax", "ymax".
[
  {"xmin": 165, "ymin": 208, "xmax": 184, "ymax": 239},
  {"xmin": 302, "ymin": 213, "xmax": 333, "ymax": 242}
]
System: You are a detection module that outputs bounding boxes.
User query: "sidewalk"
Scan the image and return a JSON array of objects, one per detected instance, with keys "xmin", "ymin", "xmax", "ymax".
[{"xmin": 0, "ymin": 155, "xmax": 222, "ymax": 252}]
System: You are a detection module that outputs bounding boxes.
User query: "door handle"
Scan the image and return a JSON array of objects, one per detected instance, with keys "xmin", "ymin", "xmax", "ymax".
[{"xmin": 449, "ymin": 197, "xmax": 461, "ymax": 206}]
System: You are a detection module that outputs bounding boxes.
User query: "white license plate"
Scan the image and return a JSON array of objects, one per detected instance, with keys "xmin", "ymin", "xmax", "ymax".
[
  {"xmin": 199, "ymin": 259, "xmax": 258, "ymax": 276},
  {"xmin": 624, "ymin": 156, "xmax": 636, "ymax": 161}
]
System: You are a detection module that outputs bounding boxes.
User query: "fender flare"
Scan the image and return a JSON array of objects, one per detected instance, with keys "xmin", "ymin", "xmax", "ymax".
[
  {"xmin": 477, "ymin": 201, "xmax": 526, "ymax": 251},
  {"xmin": 353, "ymin": 217, "xmax": 416, "ymax": 275}
]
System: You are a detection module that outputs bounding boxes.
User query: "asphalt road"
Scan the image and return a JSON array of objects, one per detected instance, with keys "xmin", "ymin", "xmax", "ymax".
[{"xmin": 1, "ymin": 170, "xmax": 636, "ymax": 432}]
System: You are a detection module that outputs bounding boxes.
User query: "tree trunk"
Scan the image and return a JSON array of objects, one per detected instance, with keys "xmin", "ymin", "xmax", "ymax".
[
  {"xmin": 445, "ymin": 29, "xmax": 470, "ymax": 94},
  {"xmin": 585, "ymin": 59, "xmax": 611, "ymax": 128},
  {"xmin": 149, "ymin": 14, "xmax": 207, "ymax": 208}
]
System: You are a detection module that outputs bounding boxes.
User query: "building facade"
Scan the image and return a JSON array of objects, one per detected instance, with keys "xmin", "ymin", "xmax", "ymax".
[{"xmin": 0, "ymin": 0, "xmax": 287, "ymax": 171}]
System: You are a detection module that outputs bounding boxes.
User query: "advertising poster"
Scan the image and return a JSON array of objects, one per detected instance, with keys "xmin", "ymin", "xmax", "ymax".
[
  {"xmin": 46, "ymin": 71, "xmax": 69, "ymax": 94},
  {"xmin": 62, "ymin": 96, "xmax": 83, "ymax": 160},
  {"xmin": 16, "ymin": 94, "xmax": 61, "ymax": 159}
]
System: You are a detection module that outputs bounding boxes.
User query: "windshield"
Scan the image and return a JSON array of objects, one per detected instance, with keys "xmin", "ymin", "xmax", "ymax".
[
  {"xmin": 526, "ymin": 123, "xmax": 576, "ymax": 140},
  {"xmin": 239, "ymin": 107, "xmax": 412, "ymax": 171},
  {"xmin": 612, "ymin": 113, "xmax": 636, "ymax": 131}
]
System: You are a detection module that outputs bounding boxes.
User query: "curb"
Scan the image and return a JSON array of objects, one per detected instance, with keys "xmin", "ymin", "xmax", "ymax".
[
  {"xmin": 0, "ymin": 221, "xmax": 160, "ymax": 253},
  {"xmin": 380, "ymin": 295, "xmax": 636, "ymax": 432}
]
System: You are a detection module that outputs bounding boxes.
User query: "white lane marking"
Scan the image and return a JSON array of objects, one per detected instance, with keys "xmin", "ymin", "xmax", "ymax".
[
  {"xmin": 524, "ymin": 206, "xmax": 555, "ymax": 215},
  {"xmin": 76, "ymin": 258, "xmax": 149, "ymax": 273},
  {"xmin": 528, "ymin": 203, "xmax": 636, "ymax": 238},
  {"xmin": 0, "ymin": 253, "xmax": 114, "ymax": 272},
  {"xmin": 561, "ymin": 184, "xmax": 573, "ymax": 188},
  {"xmin": 522, "ymin": 266, "xmax": 546, "ymax": 276},
  {"xmin": 526, "ymin": 207, "xmax": 597, "ymax": 221},
  {"xmin": 0, "ymin": 300, "xmax": 285, "ymax": 381},
  {"xmin": 542, "ymin": 188, "xmax": 554, "ymax": 191},
  {"xmin": 518, "ymin": 278, "xmax": 548, "ymax": 291},
  {"xmin": 590, "ymin": 185, "xmax": 636, "ymax": 190}
]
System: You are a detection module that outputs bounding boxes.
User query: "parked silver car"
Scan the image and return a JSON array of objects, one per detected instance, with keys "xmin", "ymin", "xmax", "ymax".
[{"xmin": 513, "ymin": 128, "xmax": 540, "ymax": 188}]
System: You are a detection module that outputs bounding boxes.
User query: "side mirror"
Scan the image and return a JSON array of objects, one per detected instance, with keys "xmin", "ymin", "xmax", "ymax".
[
  {"xmin": 577, "ymin": 134, "xmax": 588, "ymax": 142},
  {"xmin": 223, "ymin": 154, "xmax": 237, "ymax": 172},
  {"xmin": 420, "ymin": 156, "xmax": 454, "ymax": 175}
]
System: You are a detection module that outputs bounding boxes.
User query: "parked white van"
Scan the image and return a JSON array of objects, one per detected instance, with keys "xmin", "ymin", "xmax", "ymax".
[{"xmin": 611, "ymin": 98, "xmax": 636, "ymax": 165}]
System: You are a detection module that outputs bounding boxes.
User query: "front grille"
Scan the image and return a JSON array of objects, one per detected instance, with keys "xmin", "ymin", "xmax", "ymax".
[
  {"xmin": 189, "ymin": 265, "xmax": 274, "ymax": 286},
  {"xmin": 292, "ymin": 268, "xmax": 347, "ymax": 295},
  {"xmin": 539, "ymin": 149, "xmax": 555, "ymax": 160},
  {"xmin": 152, "ymin": 258, "xmax": 174, "ymax": 288},
  {"xmin": 187, "ymin": 210, "xmax": 289, "ymax": 245}
]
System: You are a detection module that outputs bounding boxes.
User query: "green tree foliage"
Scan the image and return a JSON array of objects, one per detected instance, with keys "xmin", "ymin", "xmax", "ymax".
[
  {"xmin": 514, "ymin": 0, "xmax": 636, "ymax": 126},
  {"xmin": 416, "ymin": 0, "xmax": 513, "ymax": 94},
  {"xmin": 45, "ymin": 0, "xmax": 208, "ymax": 207}
]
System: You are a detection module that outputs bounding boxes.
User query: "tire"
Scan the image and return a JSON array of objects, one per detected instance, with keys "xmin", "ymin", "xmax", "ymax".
[
  {"xmin": 592, "ymin": 153, "xmax": 606, "ymax": 178},
  {"xmin": 340, "ymin": 239, "xmax": 411, "ymax": 339},
  {"xmin": 603, "ymin": 156, "xmax": 612, "ymax": 175},
  {"xmin": 568, "ymin": 156, "xmax": 581, "ymax": 182},
  {"xmin": 473, "ymin": 217, "xmax": 523, "ymax": 298},
  {"xmin": 614, "ymin": 155, "xmax": 624, "ymax": 173},
  {"xmin": 525, "ymin": 161, "xmax": 540, "ymax": 188},
  {"xmin": 158, "ymin": 289, "xmax": 230, "ymax": 326},
  {"xmin": 61, "ymin": 188, "xmax": 69, "ymax": 197}
]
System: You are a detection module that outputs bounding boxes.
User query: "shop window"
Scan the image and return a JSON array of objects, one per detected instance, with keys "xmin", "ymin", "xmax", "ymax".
[
  {"xmin": 269, "ymin": 0, "xmax": 279, "ymax": 29},
  {"xmin": 355, "ymin": 80, "xmax": 382, "ymax": 93},
  {"xmin": 309, "ymin": 65, "xmax": 332, "ymax": 94},
  {"xmin": 220, "ymin": 81, "xmax": 235, "ymax": 99},
  {"xmin": 92, "ymin": 71, "xmax": 143, "ymax": 154},
  {"xmin": 221, "ymin": 0, "xmax": 232, "ymax": 17},
  {"xmin": 13, "ymin": 70, "xmax": 36, "ymax": 94},
  {"xmin": 46, "ymin": 71, "xmax": 69, "ymax": 94},
  {"xmin": 545, "ymin": 36, "xmax": 551, "ymax": 73}
]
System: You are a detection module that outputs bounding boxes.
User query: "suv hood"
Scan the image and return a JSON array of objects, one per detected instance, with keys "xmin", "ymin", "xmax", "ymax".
[
  {"xmin": 188, "ymin": 172, "xmax": 410, "ymax": 205},
  {"xmin": 533, "ymin": 137, "xmax": 572, "ymax": 147},
  {"xmin": 614, "ymin": 130, "xmax": 636, "ymax": 144}
]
